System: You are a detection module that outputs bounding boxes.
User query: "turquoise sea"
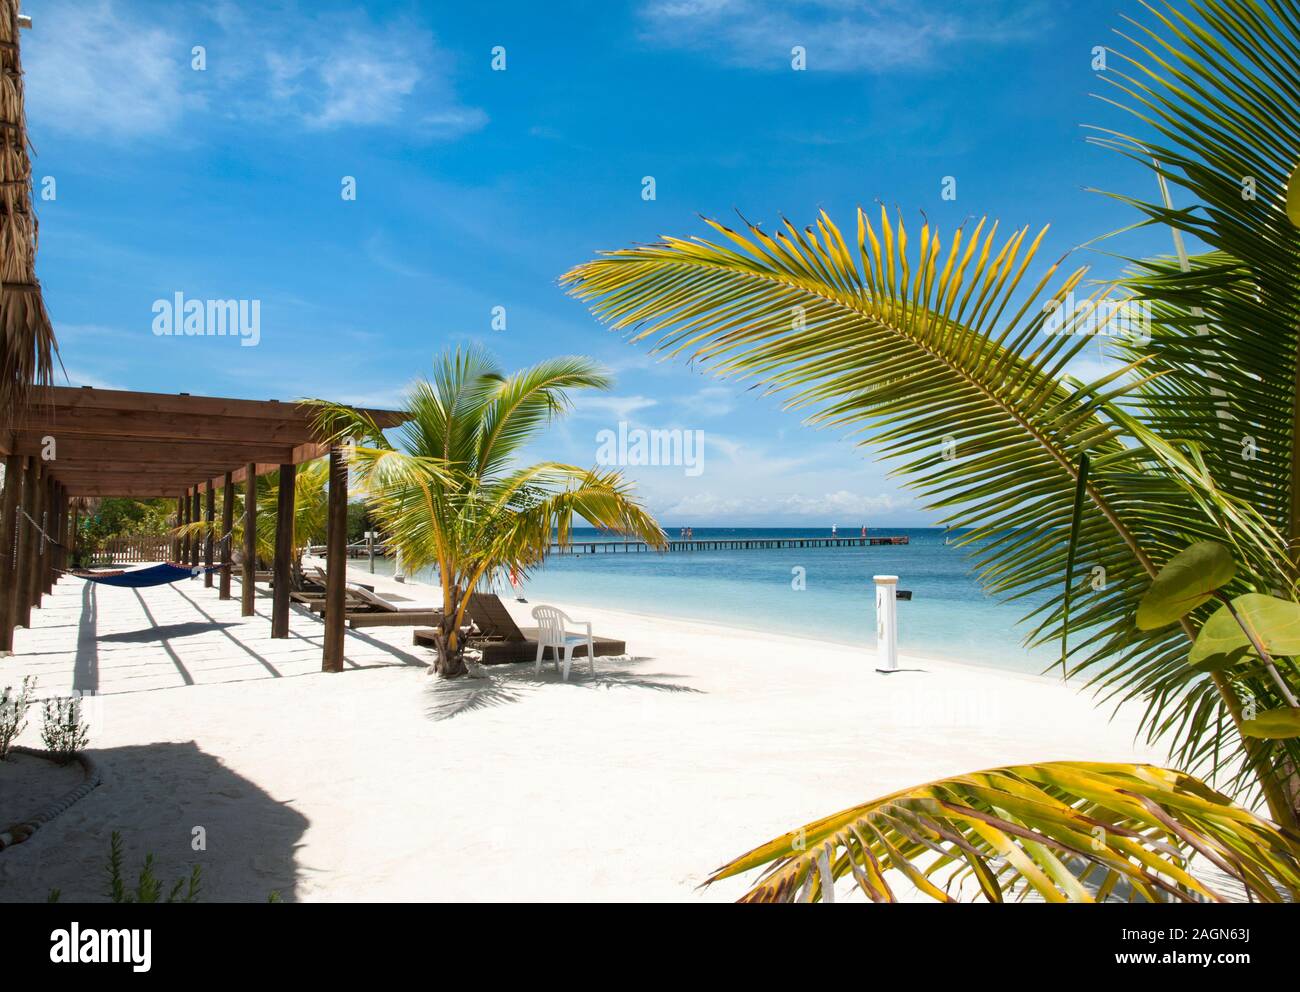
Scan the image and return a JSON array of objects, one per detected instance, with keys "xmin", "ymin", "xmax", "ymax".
[{"xmin": 375, "ymin": 527, "xmax": 1059, "ymax": 675}]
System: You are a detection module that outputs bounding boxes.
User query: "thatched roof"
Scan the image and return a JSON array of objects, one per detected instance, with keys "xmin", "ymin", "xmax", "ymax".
[{"xmin": 0, "ymin": 1, "xmax": 55, "ymax": 421}]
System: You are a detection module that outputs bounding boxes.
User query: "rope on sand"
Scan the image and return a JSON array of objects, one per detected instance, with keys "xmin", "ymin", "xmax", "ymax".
[{"xmin": 0, "ymin": 747, "xmax": 102, "ymax": 851}]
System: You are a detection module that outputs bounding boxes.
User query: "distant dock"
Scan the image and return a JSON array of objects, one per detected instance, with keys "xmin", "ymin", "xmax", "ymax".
[
  {"xmin": 547, "ymin": 535, "xmax": 909, "ymax": 555},
  {"xmin": 307, "ymin": 534, "xmax": 911, "ymax": 559}
]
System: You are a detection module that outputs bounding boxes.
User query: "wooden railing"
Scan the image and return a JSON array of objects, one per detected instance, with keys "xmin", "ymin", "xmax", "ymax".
[{"xmin": 92, "ymin": 536, "xmax": 173, "ymax": 563}]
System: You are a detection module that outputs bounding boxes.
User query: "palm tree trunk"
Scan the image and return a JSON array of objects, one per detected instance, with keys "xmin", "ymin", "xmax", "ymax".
[{"xmin": 432, "ymin": 591, "xmax": 467, "ymax": 677}]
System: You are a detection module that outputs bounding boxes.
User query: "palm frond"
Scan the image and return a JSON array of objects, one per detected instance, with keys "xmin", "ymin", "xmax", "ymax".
[
  {"xmin": 707, "ymin": 762, "xmax": 1300, "ymax": 903},
  {"xmin": 563, "ymin": 210, "xmax": 1239, "ymax": 768},
  {"xmin": 1092, "ymin": 0, "xmax": 1300, "ymax": 551}
]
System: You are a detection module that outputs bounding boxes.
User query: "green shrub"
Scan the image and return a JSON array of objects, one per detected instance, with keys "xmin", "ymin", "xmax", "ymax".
[
  {"xmin": 40, "ymin": 697, "xmax": 89, "ymax": 763},
  {"xmin": 0, "ymin": 675, "xmax": 34, "ymax": 760}
]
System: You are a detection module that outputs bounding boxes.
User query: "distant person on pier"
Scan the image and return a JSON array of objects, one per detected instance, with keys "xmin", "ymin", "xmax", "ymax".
[
  {"xmin": 831, "ymin": 524, "xmax": 837, "ymax": 537},
  {"xmin": 860, "ymin": 525, "xmax": 867, "ymax": 538}
]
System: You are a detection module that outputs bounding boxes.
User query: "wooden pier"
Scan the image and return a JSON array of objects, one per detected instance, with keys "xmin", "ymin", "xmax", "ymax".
[
  {"xmin": 306, "ymin": 535, "xmax": 911, "ymax": 559},
  {"xmin": 546, "ymin": 535, "xmax": 909, "ymax": 555}
]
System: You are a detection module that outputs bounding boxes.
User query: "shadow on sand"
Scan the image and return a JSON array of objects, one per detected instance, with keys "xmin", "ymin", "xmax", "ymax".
[
  {"xmin": 98, "ymin": 621, "xmax": 240, "ymax": 643},
  {"xmin": 424, "ymin": 655, "xmax": 702, "ymax": 721},
  {"xmin": 0, "ymin": 741, "xmax": 309, "ymax": 903}
]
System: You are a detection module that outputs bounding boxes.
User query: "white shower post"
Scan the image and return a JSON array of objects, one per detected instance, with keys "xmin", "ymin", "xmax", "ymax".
[
  {"xmin": 394, "ymin": 546, "xmax": 406, "ymax": 583},
  {"xmin": 874, "ymin": 574, "xmax": 899, "ymax": 672}
]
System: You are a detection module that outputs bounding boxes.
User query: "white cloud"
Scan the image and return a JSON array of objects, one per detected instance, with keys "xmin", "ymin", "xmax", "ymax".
[
  {"xmin": 680, "ymin": 384, "xmax": 737, "ymax": 417},
  {"xmin": 572, "ymin": 394, "xmax": 660, "ymax": 422},
  {"xmin": 639, "ymin": 0, "xmax": 1048, "ymax": 72},
  {"xmin": 22, "ymin": 1, "xmax": 486, "ymax": 141},
  {"xmin": 24, "ymin": 1, "xmax": 196, "ymax": 138},
  {"xmin": 657, "ymin": 488, "xmax": 907, "ymax": 523}
]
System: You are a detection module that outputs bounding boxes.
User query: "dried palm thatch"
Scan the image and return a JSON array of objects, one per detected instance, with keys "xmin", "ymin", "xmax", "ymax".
[{"xmin": 0, "ymin": 0, "xmax": 55, "ymax": 422}]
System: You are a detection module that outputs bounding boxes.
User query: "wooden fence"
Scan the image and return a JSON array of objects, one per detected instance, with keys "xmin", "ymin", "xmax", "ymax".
[{"xmin": 93, "ymin": 536, "xmax": 173, "ymax": 563}]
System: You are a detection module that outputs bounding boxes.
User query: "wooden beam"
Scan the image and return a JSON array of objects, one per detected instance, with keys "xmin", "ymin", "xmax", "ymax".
[
  {"xmin": 9, "ymin": 434, "xmax": 297, "ymax": 466},
  {"xmin": 64, "ymin": 486, "xmax": 189, "ymax": 498},
  {"xmin": 271, "ymin": 463, "xmax": 295, "ymax": 638},
  {"xmin": 32, "ymin": 386, "xmax": 324, "ymax": 422},
  {"xmin": 30, "ymin": 386, "xmax": 406, "ymax": 428},
  {"xmin": 45, "ymin": 464, "xmax": 263, "ymax": 480},
  {"xmin": 323, "ymin": 445, "xmax": 347, "ymax": 672},
  {"xmin": 21, "ymin": 406, "xmax": 326, "ymax": 444},
  {"xmin": 219, "ymin": 471, "xmax": 234, "ymax": 600},
  {"xmin": 14, "ymin": 456, "xmax": 35, "ymax": 628},
  {"xmin": 203, "ymin": 485, "xmax": 215, "ymax": 587},
  {"xmin": 0, "ymin": 454, "xmax": 23, "ymax": 652},
  {"xmin": 241, "ymin": 463, "xmax": 256, "ymax": 617}
]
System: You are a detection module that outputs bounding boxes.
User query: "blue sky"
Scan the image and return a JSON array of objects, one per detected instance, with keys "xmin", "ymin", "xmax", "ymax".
[{"xmin": 22, "ymin": 0, "xmax": 1167, "ymax": 526}]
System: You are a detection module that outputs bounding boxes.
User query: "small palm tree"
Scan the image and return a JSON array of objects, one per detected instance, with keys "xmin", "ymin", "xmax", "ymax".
[{"xmin": 308, "ymin": 347, "xmax": 665, "ymax": 677}]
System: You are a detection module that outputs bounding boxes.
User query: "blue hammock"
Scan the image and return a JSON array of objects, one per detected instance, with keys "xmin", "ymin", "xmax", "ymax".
[{"xmin": 76, "ymin": 563, "xmax": 222, "ymax": 588}]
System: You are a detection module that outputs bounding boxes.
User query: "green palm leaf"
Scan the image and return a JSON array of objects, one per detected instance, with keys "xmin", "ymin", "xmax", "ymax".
[
  {"xmin": 706, "ymin": 762, "xmax": 1300, "ymax": 903},
  {"xmin": 1092, "ymin": 0, "xmax": 1300, "ymax": 553}
]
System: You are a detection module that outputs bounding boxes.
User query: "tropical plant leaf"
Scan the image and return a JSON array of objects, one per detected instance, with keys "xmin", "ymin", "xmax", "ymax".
[
  {"xmin": 1096, "ymin": 0, "xmax": 1300, "ymax": 556},
  {"xmin": 1135, "ymin": 540, "xmax": 1236, "ymax": 630},
  {"xmin": 1228, "ymin": 593, "xmax": 1300, "ymax": 656},
  {"xmin": 1061, "ymin": 452, "xmax": 1091, "ymax": 673},
  {"xmin": 1242, "ymin": 708, "xmax": 1300, "ymax": 740},
  {"xmin": 1189, "ymin": 603, "xmax": 1256, "ymax": 670},
  {"xmin": 1287, "ymin": 161, "xmax": 1300, "ymax": 228},
  {"xmin": 706, "ymin": 762, "xmax": 1300, "ymax": 903}
]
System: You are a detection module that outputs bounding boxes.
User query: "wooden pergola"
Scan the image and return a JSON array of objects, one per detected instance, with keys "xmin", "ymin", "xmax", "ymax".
[{"xmin": 0, "ymin": 385, "xmax": 404, "ymax": 671}]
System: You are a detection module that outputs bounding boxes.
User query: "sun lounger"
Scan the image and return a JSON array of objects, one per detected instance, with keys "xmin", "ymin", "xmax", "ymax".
[
  {"xmin": 411, "ymin": 592, "xmax": 626, "ymax": 665},
  {"xmin": 304, "ymin": 582, "xmax": 441, "ymax": 628}
]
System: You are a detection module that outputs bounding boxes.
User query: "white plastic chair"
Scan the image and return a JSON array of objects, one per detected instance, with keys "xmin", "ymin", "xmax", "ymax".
[{"xmin": 531, "ymin": 605, "xmax": 595, "ymax": 681}]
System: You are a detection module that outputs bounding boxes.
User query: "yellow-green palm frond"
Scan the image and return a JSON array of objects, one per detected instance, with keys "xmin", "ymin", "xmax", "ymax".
[
  {"xmin": 563, "ymin": 208, "xmax": 1241, "ymax": 773},
  {"xmin": 707, "ymin": 761, "xmax": 1300, "ymax": 903}
]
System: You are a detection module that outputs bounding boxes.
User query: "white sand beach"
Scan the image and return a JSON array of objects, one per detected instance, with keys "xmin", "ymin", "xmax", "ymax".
[{"xmin": 0, "ymin": 565, "xmax": 1168, "ymax": 903}]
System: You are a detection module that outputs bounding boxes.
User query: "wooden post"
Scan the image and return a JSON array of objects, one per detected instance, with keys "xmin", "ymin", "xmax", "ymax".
[
  {"xmin": 0, "ymin": 455, "xmax": 23, "ymax": 652},
  {"xmin": 189, "ymin": 489, "xmax": 201, "ymax": 566},
  {"xmin": 203, "ymin": 484, "xmax": 215, "ymax": 587},
  {"xmin": 323, "ymin": 445, "xmax": 347, "ymax": 672},
  {"xmin": 181, "ymin": 488, "xmax": 192, "ymax": 563},
  {"xmin": 45, "ymin": 483, "xmax": 60, "ymax": 591},
  {"xmin": 52, "ymin": 487, "xmax": 64, "ymax": 578},
  {"xmin": 28, "ymin": 460, "xmax": 44, "ymax": 611},
  {"xmin": 14, "ymin": 457, "xmax": 35, "ymax": 627},
  {"xmin": 219, "ymin": 471, "xmax": 234, "ymax": 600},
  {"xmin": 241, "ymin": 464, "xmax": 256, "ymax": 617},
  {"xmin": 271, "ymin": 463, "xmax": 295, "ymax": 638},
  {"xmin": 42, "ymin": 475, "xmax": 56, "ymax": 594},
  {"xmin": 173, "ymin": 495, "xmax": 183, "ymax": 562}
]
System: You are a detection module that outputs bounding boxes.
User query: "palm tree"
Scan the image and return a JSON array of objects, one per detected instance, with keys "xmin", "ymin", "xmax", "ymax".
[
  {"xmin": 561, "ymin": 0, "xmax": 1300, "ymax": 902},
  {"xmin": 308, "ymin": 348, "xmax": 666, "ymax": 678}
]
